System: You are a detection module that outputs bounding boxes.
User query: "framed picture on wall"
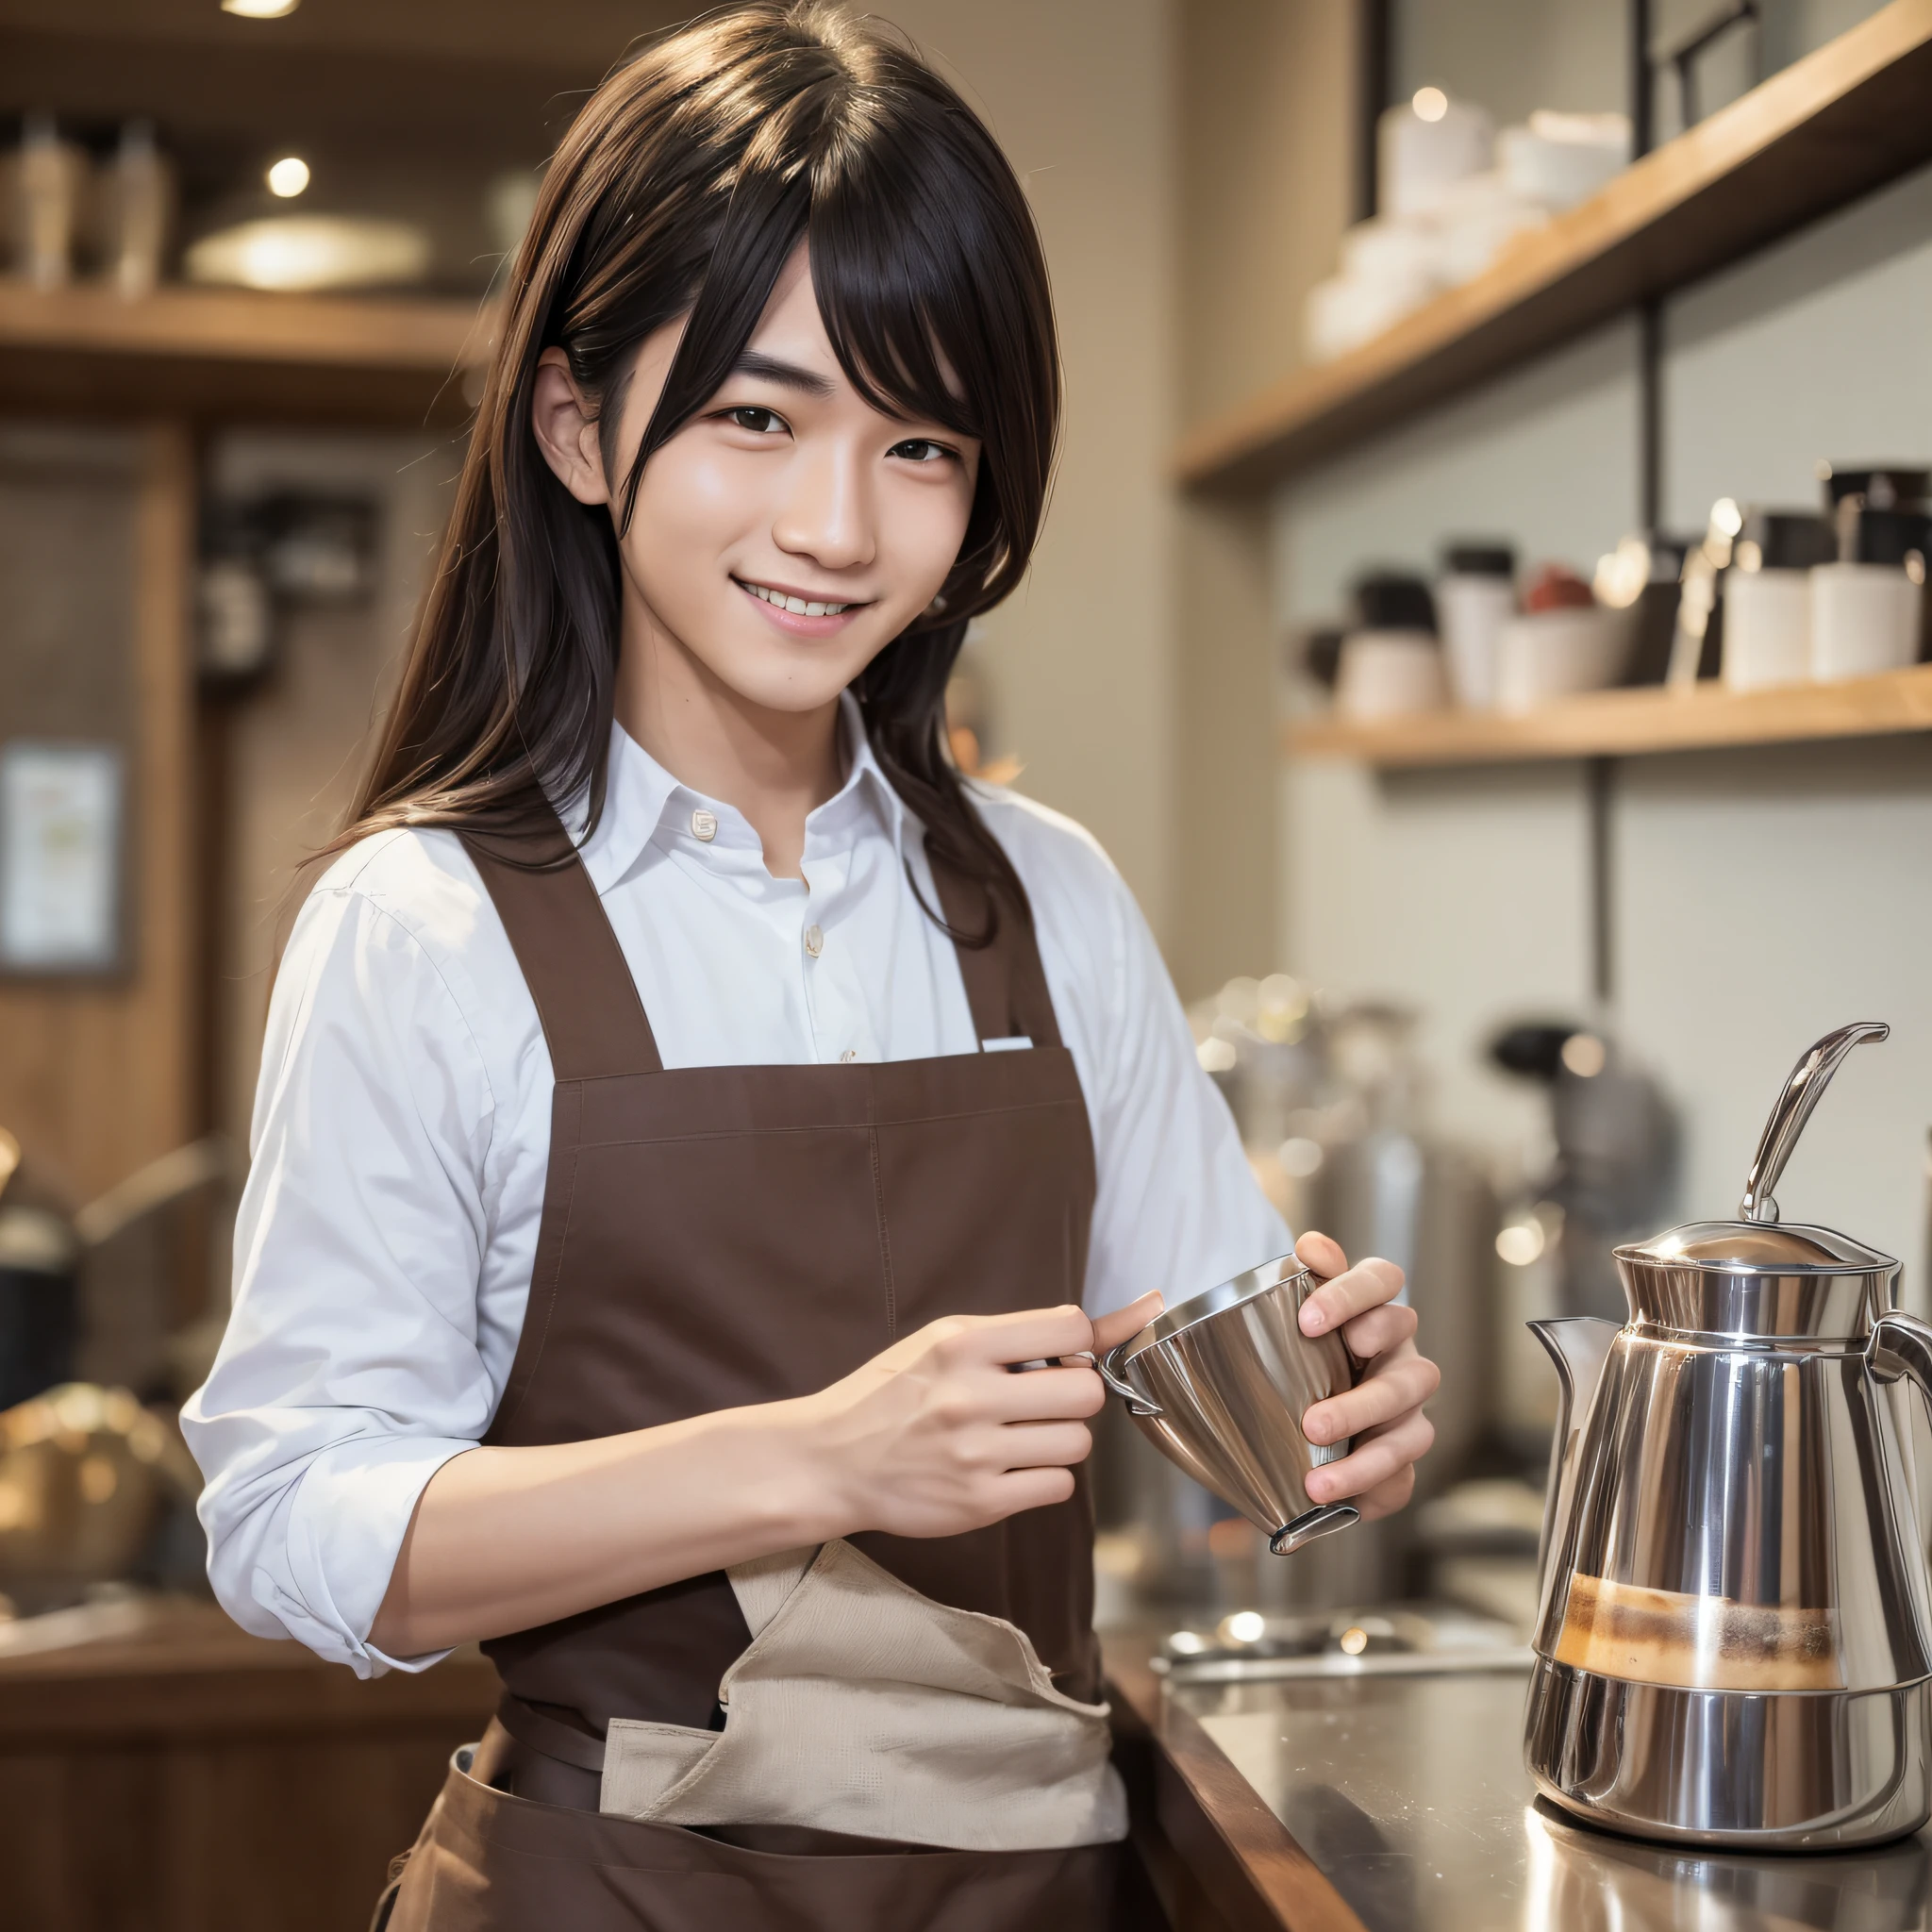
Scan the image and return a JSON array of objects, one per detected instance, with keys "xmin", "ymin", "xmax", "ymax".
[{"xmin": 0, "ymin": 741, "xmax": 125, "ymax": 974}]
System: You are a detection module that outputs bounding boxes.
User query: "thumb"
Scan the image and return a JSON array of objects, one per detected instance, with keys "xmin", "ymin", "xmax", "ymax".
[{"xmin": 1091, "ymin": 1291, "xmax": 1163, "ymax": 1356}]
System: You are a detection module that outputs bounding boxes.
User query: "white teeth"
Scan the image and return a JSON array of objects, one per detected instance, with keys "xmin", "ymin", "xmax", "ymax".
[{"xmin": 743, "ymin": 580, "xmax": 849, "ymax": 616}]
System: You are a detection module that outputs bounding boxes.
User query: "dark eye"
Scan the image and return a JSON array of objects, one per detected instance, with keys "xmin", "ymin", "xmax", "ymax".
[
  {"xmin": 726, "ymin": 407, "xmax": 787, "ymax": 435},
  {"xmin": 890, "ymin": 439, "xmax": 954, "ymax": 464}
]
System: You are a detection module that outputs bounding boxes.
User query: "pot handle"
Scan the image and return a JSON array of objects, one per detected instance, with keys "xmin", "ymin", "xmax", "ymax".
[
  {"xmin": 1871, "ymin": 1311, "xmax": 1932, "ymax": 1399},
  {"xmin": 1094, "ymin": 1343, "xmax": 1162, "ymax": 1418},
  {"xmin": 1740, "ymin": 1021, "xmax": 1889, "ymax": 1223},
  {"xmin": 1011, "ymin": 1347, "xmax": 1163, "ymax": 1418}
]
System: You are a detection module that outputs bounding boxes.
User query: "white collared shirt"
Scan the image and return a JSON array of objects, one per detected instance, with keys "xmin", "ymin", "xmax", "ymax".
[{"xmin": 182, "ymin": 700, "xmax": 1286, "ymax": 1674}]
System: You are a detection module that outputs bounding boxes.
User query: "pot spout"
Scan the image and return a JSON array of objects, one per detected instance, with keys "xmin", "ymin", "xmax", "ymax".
[{"xmin": 1528, "ymin": 1317, "xmax": 1619, "ymax": 1635}]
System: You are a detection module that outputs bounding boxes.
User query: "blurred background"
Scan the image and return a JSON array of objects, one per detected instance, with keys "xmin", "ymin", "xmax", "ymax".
[{"xmin": 0, "ymin": 0, "xmax": 1929, "ymax": 1923}]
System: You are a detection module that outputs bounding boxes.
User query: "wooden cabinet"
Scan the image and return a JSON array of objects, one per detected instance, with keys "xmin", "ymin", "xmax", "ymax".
[
  {"xmin": 0, "ymin": 1603, "xmax": 497, "ymax": 1932},
  {"xmin": 0, "ymin": 424, "xmax": 196, "ymax": 1208}
]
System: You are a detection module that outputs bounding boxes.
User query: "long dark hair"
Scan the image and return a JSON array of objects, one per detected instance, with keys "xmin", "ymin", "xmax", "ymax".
[{"xmin": 331, "ymin": 1, "xmax": 1060, "ymax": 933}]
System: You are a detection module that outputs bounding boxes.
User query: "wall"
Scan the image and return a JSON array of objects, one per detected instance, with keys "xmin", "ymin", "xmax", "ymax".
[
  {"xmin": 206, "ymin": 432, "xmax": 452, "ymax": 1145},
  {"xmin": 1392, "ymin": 0, "xmax": 1626, "ymax": 122},
  {"xmin": 886, "ymin": 0, "xmax": 1179, "ymax": 938},
  {"xmin": 1169, "ymin": 0, "xmax": 1358, "ymax": 999},
  {"xmin": 1272, "ymin": 157, "xmax": 1932, "ymax": 1293},
  {"xmin": 1275, "ymin": 320, "xmax": 1641, "ymax": 1168}
]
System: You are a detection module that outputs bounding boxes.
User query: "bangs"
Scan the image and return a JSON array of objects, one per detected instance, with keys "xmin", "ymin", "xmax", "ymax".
[{"xmin": 808, "ymin": 108, "xmax": 1015, "ymax": 444}]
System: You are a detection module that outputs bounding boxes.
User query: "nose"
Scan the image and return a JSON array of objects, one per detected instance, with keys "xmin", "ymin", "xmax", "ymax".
[{"xmin": 771, "ymin": 435, "xmax": 874, "ymax": 573}]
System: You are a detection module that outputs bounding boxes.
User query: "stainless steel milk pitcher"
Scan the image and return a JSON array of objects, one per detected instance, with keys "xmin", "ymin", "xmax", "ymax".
[
  {"xmin": 1525, "ymin": 1022, "xmax": 1932, "ymax": 1848},
  {"xmin": 1099, "ymin": 1254, "xmax": 1360, "ymax": 1557}
]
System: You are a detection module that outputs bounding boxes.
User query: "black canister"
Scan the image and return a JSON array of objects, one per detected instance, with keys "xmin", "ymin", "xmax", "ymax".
[
  {"xmin": 1837, "ymin": 506, "xmax": 1932, "ymax": 570},
  {"xmin": 1818, "ymin": 463, "xmax": 1930, "ymax": 515},
  {"xmin": 0, "ymin": 1205, "xmax": 79, "ymax": 1413},
  {"xmin": 1351, "ymin": 570, "xmax": 1438, "ymax": 633}
]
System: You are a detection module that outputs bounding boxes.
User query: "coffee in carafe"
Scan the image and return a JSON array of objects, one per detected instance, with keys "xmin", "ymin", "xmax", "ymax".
[{"xmin": 1553, "ymin": 1575, "xmax": 1840, "ymax": 1693}]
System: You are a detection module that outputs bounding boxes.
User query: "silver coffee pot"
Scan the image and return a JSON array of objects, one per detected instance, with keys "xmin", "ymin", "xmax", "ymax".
[
  {"xmin": 1099, "ymin": 1254, "xmax": 1360, "ymax": 1557},
  {"xmin": 1526, "ymin": 1022, "xmax": 1932, "ymax": 1848}
]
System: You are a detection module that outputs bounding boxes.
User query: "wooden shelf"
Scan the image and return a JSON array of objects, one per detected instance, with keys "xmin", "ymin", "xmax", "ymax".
[
  {"xmin": 1177, "ymin": 0, "xmax": 1932, "ymax": 494},
  {"xmin": 1286, "ymin": 664, "xmax": 1932, "ymax": 767},
  {"xmin": 0, "ymin": 281, "xmax": 494, "ymax": 428}
]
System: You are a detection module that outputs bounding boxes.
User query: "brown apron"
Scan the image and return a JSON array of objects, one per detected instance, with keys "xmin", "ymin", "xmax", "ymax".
[{"xmin": 380, "ymin": 813, "xmax": 1146, "ymax": 1931}]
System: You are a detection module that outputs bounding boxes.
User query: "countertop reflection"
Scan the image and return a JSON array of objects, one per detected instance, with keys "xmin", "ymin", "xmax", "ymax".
[{"xmin": 1169, "ymin": 1668, "xmax": 1932, "ymax": 1931}]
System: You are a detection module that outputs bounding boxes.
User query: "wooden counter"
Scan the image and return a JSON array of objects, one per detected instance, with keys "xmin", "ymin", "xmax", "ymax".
[
  {"xmin": 0, "ymin": 1598, "xmax": 497, "ymax": 1932},
  {"xmin": 0, "ymin": 1605, "xmax": 1334, "ymax": 1932}
]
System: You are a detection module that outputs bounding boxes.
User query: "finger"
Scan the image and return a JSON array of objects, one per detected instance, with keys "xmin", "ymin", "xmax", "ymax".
[
  {"xmin": 1091, "ymin": 1292, "xmax": 1163, "ymax": 1356},
  {"xmin": 1299, "ymin": 1257, "xmax": 1405, "ymax": 1337},
  {"xmin": 1305, "ymin": 1409, "xmax": 1434, "ymax": 1505},
  {"xmin": 989, "ymin": 1364, "xmax": 1106, "ymax": 1422},
  {"xmin": 1352, "ymin": 1464, "xmax": 1417, "ymax": 1523},
  {"xmin": 992, "ymin": 1420, "xmax": 1094, "ymax": 1470},
  {"xmin": 1293, "ymin": 1229, "xmax": 1348, "ymax": 1278},
  {"xmin": 1303, "ymin": 1354, "xmax": 1438, "ymax": 1445},
  {"xmin": 1334, "ymin": 1301, "xmax": 1418, "ymax": 1362},
  {"xmin": 947, "ymin": 1306, "xmax": 1095, "ymax": 1367},
  {"xmin": 981, "ymin": 1466, "xmax": 1077, "ymax": 1520}
]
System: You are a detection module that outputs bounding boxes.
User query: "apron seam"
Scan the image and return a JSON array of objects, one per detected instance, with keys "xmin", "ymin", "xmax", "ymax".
[
  {"xmin": 491, "ymin": 1090, "xmax": 585, "ymax": 1441},
  {"xmin": 560, "ymin": 1055, "xmax": 1079, "ymax": 1093},
  {"xmin": 570, "ymin": 1098, "xmax": 1087, "ymax": 1152},
  {"xmin": 866, "ymin": 1084, "xmax": 897, "ymax": 1341}
]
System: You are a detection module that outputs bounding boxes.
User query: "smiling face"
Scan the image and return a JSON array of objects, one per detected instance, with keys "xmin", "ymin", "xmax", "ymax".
[{"xmin": 535, "ymin": 244, "xmax": 983, "ymax": 724}]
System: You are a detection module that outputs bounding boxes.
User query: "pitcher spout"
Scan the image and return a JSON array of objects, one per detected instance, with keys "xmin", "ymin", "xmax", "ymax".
[{"xmin": 1528, "ymin": 1317, "xmax": 1619, "ymax": 1633}]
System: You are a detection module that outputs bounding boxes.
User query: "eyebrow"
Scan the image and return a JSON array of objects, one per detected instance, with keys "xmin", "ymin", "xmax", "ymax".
[{"xmin": 730, "ymin": 351, "xmax": 836, "ymax": 397}]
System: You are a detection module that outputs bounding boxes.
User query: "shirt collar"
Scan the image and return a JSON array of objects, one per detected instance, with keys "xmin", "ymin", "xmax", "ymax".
[{"xmin": 575, "ymin": 691, "xmax": 914, "ymax": 895}]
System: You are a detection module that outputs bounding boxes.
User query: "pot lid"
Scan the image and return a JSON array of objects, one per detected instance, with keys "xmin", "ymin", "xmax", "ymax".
[{"xmin": 1618, "ymin": 1218, "xmax": 1894, "ymax": 1275}]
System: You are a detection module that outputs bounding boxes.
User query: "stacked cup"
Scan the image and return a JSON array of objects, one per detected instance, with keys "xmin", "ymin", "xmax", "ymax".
[{"xmin": 1811, "ymin": 465, "xmax": 1929, "ymax": 682}]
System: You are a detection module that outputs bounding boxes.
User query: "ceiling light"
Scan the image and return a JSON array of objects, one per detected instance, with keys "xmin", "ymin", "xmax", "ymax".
[
  {"xmin": 266, "ymin": 157, "xmax": 310, "ymax": 198},
  {"xmin": 1412, "ymin": 86, "xmax": 1449, "ymax": 123},
  {"xmin": 222, "ymin": 0, "xmax": 301, "ymax": 16}
]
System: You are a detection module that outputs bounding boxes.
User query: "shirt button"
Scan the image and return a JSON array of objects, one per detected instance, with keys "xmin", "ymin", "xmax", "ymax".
[
  {"xmin": 690, "ymin": 808, "xmax": 718, "ymax": 842},
  {"xmin": 803, "ymin": 924, "xmax": 824, "ymax": 958},
  {"xmin": 839, "ymin": 1048, "xmax": 858, "ymax": 1064}
]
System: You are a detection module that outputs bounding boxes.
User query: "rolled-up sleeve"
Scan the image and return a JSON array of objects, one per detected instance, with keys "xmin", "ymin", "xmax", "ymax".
[{"xmin": 183, "ymin": 874, "xmax": 502, "ymax": 1676}]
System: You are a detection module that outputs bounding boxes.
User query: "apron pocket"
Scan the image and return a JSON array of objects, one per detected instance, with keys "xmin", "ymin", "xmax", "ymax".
[{"xmin": 602, "ymin": 1720, "xmax": 718, "ymax": 1816}]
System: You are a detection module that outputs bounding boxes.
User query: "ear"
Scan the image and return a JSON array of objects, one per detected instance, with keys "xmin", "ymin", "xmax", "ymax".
[{"xmin": 530, "ymin": 347, "xmax": 611, "ymax": 507}]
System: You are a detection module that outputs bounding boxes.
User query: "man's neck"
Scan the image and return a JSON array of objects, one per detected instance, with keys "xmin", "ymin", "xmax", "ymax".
[{"xmin": 613, "ymin": 611, "xmax": 844, "ymax": 882}]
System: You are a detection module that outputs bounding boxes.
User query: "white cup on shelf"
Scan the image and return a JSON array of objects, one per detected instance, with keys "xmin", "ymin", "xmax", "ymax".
[
  {"xmin": 1436, "ymin": 544, "xmax": 1516, "ymax": 709},
  {"xmin": 1723, "ymin": 570, "xmax": 1812, "ymax": 691},
  {"xmin": 1335, "ymin": 629, "xmax": 1448, "ymax": 721},
  {"xmin": 1494, "ymin": 607, "xmax": 1635, "ymax": 713},
  {"xmin": 1809, "ymin": 565, "xmax": 1924, "ymax": 682}
]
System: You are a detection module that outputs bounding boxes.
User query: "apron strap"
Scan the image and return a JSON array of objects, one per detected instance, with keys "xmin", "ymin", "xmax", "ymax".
[
  {"xmin": 924, "ymin": 839, "xmax": 1063, "ymax": 1051},
  {"xmin": 495, "ymin": 1691, "xmax": 609, "ymax": 1773},
  {"xmin": 460, "ymin": 806, "xmax": 1062, "ymax": 1072},
  {"xmin": 460, "ymin": 813, "xmax": 663, "ymax": 1079}
]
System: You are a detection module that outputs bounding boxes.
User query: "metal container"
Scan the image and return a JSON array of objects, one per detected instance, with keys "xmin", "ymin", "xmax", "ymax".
[
  {"xmin": 1100, "ymin": 1255, "xmax": 1360, "ymax": 1557},
  {"xmin": 1525, "ymin": 1022, "xmax": 1932, "ymax": 1847}
]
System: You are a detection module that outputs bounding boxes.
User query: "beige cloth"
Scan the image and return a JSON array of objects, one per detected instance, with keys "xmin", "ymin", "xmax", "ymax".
[{"xmin": 598, "ymin": 1538, "xmax": 1126, "ymax": 1852}]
